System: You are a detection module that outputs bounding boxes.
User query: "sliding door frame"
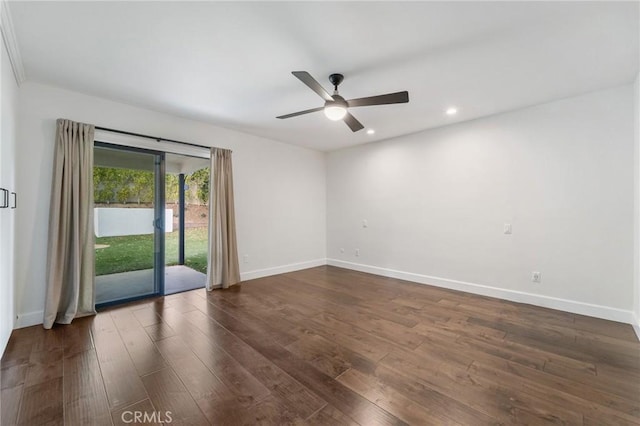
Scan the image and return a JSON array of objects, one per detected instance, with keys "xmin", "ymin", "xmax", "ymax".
[
  {"xmin": 94, "ymin": 141, "xmax": 165, "ymax": 308},
  {"xmin": 154, "ymin": 150, "xmax": 166, "ymax": 297}
]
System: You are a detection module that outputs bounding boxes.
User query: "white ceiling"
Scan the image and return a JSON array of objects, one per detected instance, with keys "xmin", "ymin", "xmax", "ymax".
[{"xmin": 8, "ymin": 1, "xmax": 639, "ymax": 152}]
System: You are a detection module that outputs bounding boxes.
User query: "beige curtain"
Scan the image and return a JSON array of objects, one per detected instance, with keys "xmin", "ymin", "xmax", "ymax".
[
  {"xmin": 206, "ymin": 148, "xmax": 240, "ymax": 290},
  {"xmin": 43, "ymin": 119, "xmax": 96, "ymax": 329}
]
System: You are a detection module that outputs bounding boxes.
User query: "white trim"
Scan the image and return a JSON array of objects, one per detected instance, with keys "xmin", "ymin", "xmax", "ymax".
[
  {"xmin": 327, "ymin": 259, "xmax": 634, "ymax": 324},
  {"xmin": 633, "ymin": 312, "xmax": 640, "ymax": 342},
  {"xmin": 17, "ymin": 260, "xmax": 638, "ymax": 333},
  {"xmin": 240, "ymin": 258, "xmax": 327, "ymax": 282},
  {"xmin": 15, "ymin": 310, "xmax": 43, "ymax": 328},
  {"xmin": 0, "ymin": 0, "xmax": 26, "ymax": 85}
]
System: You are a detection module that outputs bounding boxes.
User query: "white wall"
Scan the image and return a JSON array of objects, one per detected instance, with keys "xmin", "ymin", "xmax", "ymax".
[
  {"xmin": 14, "ymin": 82, "xmax": 326, "ymax": 327},
  {"xmin": 634, "ymin": 73, "xmax": 640, "ymax": 338},
  {"xmin": 10, "ymin": 78, "xmax": 638, "ymax": 330},
  {"xmin": 1, "ymin": 40, "xmax": 18, "ymax": 352},
  {"xmin": 328, "ymin": 85, "xmax": 635, "ymax": 323}
]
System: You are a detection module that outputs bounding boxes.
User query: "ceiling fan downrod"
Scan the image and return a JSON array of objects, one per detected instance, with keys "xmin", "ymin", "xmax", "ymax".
[{"xmin": 328, "ymin": 73, "xmax": 344, "ymax": 92}]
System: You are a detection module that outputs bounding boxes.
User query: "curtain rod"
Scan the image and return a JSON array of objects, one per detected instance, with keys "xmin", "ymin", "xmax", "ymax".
[{"xmin": 95, "ymin": 126, "xmax": 210, "ymax": 150}]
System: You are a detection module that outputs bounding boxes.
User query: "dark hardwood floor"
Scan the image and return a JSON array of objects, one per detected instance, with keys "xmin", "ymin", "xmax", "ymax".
[{"xmin": 2, "ymin": 266, "xmax": 640, "ymax": 425}]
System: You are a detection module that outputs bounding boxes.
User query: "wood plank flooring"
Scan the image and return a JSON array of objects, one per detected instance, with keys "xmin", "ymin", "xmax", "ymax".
[{"xmin": 2, "ymin": 265, "xmax": 639, "ymax": 425}]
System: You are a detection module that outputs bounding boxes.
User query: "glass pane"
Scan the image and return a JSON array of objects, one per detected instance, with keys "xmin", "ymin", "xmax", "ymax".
[
  {"xmin": 164, "ymin": 153, "xmax": 209, "ymax": 295},
  {"xmin": 94, "ymin": 145, "xmax": 158, "ymax": 305}
]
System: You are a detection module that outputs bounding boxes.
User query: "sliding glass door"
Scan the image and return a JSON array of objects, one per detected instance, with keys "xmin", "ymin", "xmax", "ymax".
[
  {"xmin": 163, "ymin": 153, "xmax": 209, "ymax": 295},
  {"xmin": 93, "ymin": 143, "xmax": 165, "ymax": 306}
]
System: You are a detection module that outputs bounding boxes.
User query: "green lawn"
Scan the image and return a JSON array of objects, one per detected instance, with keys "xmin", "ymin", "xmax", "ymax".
[{"xmin": 95, "ymin": 227, "xmax": 208, "ymax": 275}]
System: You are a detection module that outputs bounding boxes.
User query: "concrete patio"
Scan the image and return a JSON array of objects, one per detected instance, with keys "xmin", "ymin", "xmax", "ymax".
[{"xmin": 95, "ymin": 265, "xmax": 206, "ymax": 304}]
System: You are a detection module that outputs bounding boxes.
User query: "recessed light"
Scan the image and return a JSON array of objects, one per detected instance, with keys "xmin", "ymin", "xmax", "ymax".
[
  {"xmin": 446, "ymin": 107, "xmax": 458, "ymax": 116},
  {"xmin": 366, "ymin": 129, "xmax": 375, "ymax": 135}
]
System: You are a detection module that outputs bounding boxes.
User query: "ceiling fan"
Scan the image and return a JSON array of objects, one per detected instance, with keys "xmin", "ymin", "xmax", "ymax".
[{"xmin": 276, "ymin": 71, "xmax": 409, "ymax": 132}]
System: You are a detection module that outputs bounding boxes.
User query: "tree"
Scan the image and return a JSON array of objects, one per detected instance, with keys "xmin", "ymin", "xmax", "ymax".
[
  {"xmin": 94, "ymin": 167, "xmax": 119, "ymax": 203},
  {"xmin": 130, "ymin": 170, "xmax": 154, "ymax": 204},
  {"xmin": 165, "ymin": 174, "xmax": 179, "ymax": 204},
  {"xmin": 93, "ymin": 166, "xmax": 209, "ymax": 206},
  {"xmin": 116, "ymin": 169, "xmax": 134, "ymax": 204},
  {"xmin": 186, "ymin": 168, "xmax": 209, "ymax": 205}
]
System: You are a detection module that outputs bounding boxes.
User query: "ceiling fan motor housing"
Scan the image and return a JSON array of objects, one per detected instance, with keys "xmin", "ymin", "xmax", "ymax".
[{"xmin": 325, "ymin": 94, "xmax": 347, "ymax": 109}]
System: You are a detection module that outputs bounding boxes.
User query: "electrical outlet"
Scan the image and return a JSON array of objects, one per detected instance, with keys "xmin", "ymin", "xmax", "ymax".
[
  {"xmin": 531, "ymin": 271, "xmax": 541, "ymax": 283},
  {"xmin": 503, "ymin": 223, "xmax": 512, "ymax": 234},
  {"xmin": 340, "ymin": 248, "xmax": 345, "ymax": 254},
  {"xmin": 243, "ymin": 255, "xmax": 249, "ymax": 264},
  {"xmin": 362, "ymin": 219, "xmax": 368, "ymax": 228},
  {"xmin": 355, "ymin": 249, "xmax": 360, "ymax": 257}
]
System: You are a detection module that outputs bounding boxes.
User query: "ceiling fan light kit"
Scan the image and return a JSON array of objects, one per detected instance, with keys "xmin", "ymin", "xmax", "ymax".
[
  {"xmin": 277, "ymin": 71, "xmax": 409, "ymax": 132},
  {"xmin": 324, "ymin": 104, "xmax": 347, "ymax": 121}
]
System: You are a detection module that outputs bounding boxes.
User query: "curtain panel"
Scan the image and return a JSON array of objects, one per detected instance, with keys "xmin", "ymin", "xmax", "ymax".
[
  {"xmin": 206, "ymin": 148, "xmax": 241, "ymax": 290},
  {"xmin": 43, "ymin": 119, "xmax": 96, "ymax": 329}
]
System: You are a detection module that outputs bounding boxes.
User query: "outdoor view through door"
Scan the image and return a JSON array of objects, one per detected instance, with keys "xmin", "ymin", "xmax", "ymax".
[
  {"xmin": 163, "ymin": 153, "xmax": 209, "ymax": 295},
  {"xmin": 93, "ymin": 144, "xmax": 209, "ymax": 306}
]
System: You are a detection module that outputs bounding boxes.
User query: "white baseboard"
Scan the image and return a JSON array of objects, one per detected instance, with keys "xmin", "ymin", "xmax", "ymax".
[
  {"xmin": 327, "ymin": 259, "xmax": 634, "ymax": 325},
  {"xmin": 15, "ymin": 310, "xmax": 43, "ymax": 328},
  {"xmin": 240, "ymin": 258, "xmax": 327, "ymax": 282},
  {"xmin": 16, "ymin": 259, "xmax": 639, "ymax": 338},
  {"xmin": 633, "ymin": 313, "xmax": 640, "ymax": 342}
]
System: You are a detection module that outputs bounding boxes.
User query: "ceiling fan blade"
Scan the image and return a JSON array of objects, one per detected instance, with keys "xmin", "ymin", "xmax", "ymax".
[
  {"xmin": 347, "ymin": 91, "xmax": 409, "ymax": 108},
  {"xmin": 276, "ymin": 106, "xmax": 324, "ymax": 119},
  {"xmin": 343, "ymin": 112, "xmax": 365, "ymax": 132},
  {"xmin": 292, "ymin": 71, "xmax": 334, "ymax": 102}
]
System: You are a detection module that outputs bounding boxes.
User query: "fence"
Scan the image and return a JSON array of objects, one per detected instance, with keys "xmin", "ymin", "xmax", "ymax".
[{"xmin": 95, "ymin": 208, "xmax": 173, "ymax": 237}]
